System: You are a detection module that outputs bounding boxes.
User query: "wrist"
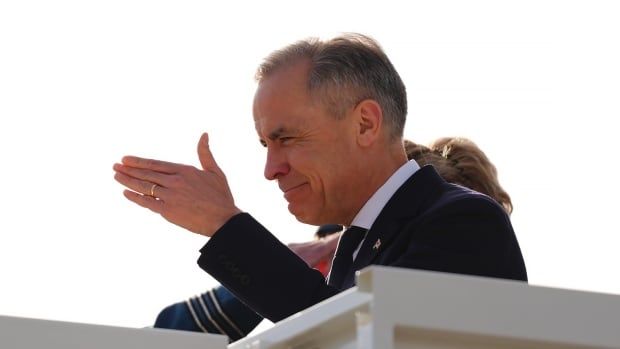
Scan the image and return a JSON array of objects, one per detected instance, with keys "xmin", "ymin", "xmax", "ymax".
[{"xmin": 203, "ymin": 208, "xmax": 243, "ymax": 237}]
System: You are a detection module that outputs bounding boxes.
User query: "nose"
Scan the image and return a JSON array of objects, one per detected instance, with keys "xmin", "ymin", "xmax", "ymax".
[{"xmin": 264, "ymin": 147, "xmax": 290, "ymax": 180}]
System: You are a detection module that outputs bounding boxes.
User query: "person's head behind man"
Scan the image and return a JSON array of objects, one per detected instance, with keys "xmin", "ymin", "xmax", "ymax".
[{"xmin": 252, "ymin": 33, "xmax": 409, "ymax": 227}]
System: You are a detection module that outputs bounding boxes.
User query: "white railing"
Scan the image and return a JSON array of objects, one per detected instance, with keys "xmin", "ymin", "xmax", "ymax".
[
  {"xmin": 3, "ymin": 266, "xmax": 620, "ymax": 349},
  {"xmin": 0, "ymin": 314, "xmax": 228, "ymax": 349},
  {"xmin": 230, "ymin": 266, "xmax": 620, "ymax": 349}
]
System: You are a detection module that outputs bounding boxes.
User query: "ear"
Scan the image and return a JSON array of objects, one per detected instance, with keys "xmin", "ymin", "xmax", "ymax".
[{"xmin": 354, "ymin": 99, "xmax": 383, "ymax": 147}]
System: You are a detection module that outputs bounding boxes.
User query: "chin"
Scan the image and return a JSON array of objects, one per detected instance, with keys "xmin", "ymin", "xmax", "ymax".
[
  {"xmin": 289, "ymin": 204, "xmax": 320, "ymax": 225},
  {"xmin": 293, "ymin": 212, "xmax": 332, "ymax": 226},
  {"xmin": 291, "ymin": 210, "xmax": 314, "ymax": 225}
]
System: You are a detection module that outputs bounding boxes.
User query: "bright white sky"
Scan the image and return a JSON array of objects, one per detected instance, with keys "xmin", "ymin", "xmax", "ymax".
[{"xmin": 1, "ymin": 0, "xmax": 619, "ymax": 329}]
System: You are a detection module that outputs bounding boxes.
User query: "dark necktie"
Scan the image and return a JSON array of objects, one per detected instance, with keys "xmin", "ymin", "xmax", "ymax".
[{"xmin": 327, "ymin": 226, "xmax": 367, "ymax": 289}]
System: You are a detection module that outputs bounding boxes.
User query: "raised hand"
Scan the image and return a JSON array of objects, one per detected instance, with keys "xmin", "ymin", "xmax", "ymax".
[{"xmin": 113, "ymin": 133, "xmax": 241, "ymax": 237}]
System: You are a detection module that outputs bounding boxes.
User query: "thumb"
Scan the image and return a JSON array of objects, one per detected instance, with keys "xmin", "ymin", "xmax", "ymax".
[{"xmin": 197, "ymin": 132, "xmax": 222, "ymax": 174}]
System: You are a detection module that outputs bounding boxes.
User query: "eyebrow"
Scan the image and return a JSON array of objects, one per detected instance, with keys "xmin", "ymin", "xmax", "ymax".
[
  {"xmin": 258, "ymin": 125, "xmax": 300, "ymax": 146},
  {"xmin": 258, "ymin": 126, "xmax": 287, "ymax": 146},
  {"xmin": 267, "ymin": 126, "xmax": 288, "ymax": 141},
  {"xmin": 270, "ymin": 125, "xmax": 304, "ymax": 141}
]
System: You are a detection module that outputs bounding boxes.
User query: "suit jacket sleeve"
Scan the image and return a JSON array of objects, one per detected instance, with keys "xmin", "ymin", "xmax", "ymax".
[{"xmin": 197, "ymin": 213, "xmax": 339, "ymax": 322}]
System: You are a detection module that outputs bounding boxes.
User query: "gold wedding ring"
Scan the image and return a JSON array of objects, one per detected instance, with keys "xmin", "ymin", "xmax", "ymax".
[{"xmin": 150, "ymin": 183, "xmax": 158, "ymax": 197}]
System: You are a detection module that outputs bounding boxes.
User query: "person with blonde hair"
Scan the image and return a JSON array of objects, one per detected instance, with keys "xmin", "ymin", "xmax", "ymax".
[
  {"xmin": 153, "ymin": 136, "xmax": 517, "ymax": 341},
  {"xmin": 405, "ymin": 137, "xmax": 512, "ymax": 214}
]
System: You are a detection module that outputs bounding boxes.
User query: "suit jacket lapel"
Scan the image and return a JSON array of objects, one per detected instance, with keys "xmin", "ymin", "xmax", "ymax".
[{"xmin": 341, "ymin": 165, "xmax": 447, "ymax": 288}]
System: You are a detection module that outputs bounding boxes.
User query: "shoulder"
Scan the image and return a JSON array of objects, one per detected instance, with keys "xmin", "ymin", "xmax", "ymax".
[
  {"xmin": 434, "ymin": 182, "xmax": 506, "ymax": 216},
  {"xmin": 392, "ymin": 177, "xmax": 517, "ymax": 256},
  {"xmin": 395, "ymin": 181, "xmax": 527, "ymax": 281},
  {"xmin": 381, "ymin": 165, "xmax": 510, "ymax": 232}
]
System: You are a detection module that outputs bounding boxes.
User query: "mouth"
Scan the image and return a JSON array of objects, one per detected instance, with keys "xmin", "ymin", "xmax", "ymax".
[
  {"xmin": 281, "ymin": 183, "xmax": 308, "ymax": 201},
  {"xmin": 281, "ymin": 182, "xmax": 306, "ymax": 193}
]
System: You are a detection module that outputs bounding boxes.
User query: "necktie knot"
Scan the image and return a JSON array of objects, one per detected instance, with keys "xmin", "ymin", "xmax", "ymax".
[{"xmin": 335, "ymin": 226, "xmax": 367, "ymax": 257}]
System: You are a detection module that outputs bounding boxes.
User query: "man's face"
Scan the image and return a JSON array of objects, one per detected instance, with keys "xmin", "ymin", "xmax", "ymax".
[{"xmin": 253, "ymin": 61, "xmax": 361, "ymax": 225}]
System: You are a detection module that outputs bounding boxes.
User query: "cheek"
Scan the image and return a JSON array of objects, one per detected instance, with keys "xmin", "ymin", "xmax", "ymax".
[
  {"xmin": 291, "ymin": 152, "xmax": 326, "ymax": 188},
  {"xmin": 292, "ymin": 143, "xmax": 352, "ymax": 199},
  {"xmin": 322, "ymin": 164, "xmax": 353, "ymax": 198}
]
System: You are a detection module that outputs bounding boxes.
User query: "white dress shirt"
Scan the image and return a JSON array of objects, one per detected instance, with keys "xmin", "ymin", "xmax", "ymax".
[{"xmin": 349, "ymin": 160, "xmax": 420, "ymax": 259}]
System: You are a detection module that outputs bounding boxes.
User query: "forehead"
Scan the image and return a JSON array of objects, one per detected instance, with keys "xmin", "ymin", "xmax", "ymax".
[{"xmin": 252, "ymin": 61, "xmax": 318, "ymax": 135}]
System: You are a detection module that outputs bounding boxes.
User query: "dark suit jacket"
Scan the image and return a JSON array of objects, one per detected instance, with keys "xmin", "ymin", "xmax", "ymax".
[{"xmin": 198, "ymin": 165, "xmax": 527, "ymax": 323}]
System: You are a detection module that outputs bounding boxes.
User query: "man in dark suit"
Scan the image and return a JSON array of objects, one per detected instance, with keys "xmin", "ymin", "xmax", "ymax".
[{"xmin": 113, "ymin": 33, "xmax": 526, "ymax": 326}]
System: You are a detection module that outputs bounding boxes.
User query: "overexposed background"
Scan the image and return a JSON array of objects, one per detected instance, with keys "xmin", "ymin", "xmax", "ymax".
[{"xmin": 1, "ymin": 0, "xmax": 619, "ymax": 329}]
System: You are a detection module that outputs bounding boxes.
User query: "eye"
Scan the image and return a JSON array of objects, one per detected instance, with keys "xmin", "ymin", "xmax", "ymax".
[
  {"xmin": 259, "ymin": 139, "xmax": 267, "ymax": 147},
  {"xmin": 280, "ymin": 137, "xmax": 294, "ymax": 145}
]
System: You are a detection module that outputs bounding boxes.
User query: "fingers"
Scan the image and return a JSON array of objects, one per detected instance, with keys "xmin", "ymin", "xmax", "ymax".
[
  {"xmin": 197, "ymin": 132, "xmax": 223, "ymax": 175},
  {"xmin": 114, "ymin": 171, "xmax": 170, "ymax": 199},
  {"xmin": 123, "ymin": 189, "xmax": 164, "ymax": 213},
  {"xmin": 113, "ymin": 163, "xmax": 170, "ymax": 185},
  {"xmin": 120, "ymin": 156, "xmax": 180, "ymax": 174}
]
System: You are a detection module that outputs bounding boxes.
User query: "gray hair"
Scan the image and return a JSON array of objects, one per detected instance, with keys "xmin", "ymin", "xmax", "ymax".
[{"xmin": 255, "ymin": 33, "xmax": 407, "ymax": 140}]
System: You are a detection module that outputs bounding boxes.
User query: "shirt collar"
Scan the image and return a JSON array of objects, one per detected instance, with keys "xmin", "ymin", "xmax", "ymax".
[{"xmin": 350, "ymin": 160, "xmax": 420, "ymax": 230}]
